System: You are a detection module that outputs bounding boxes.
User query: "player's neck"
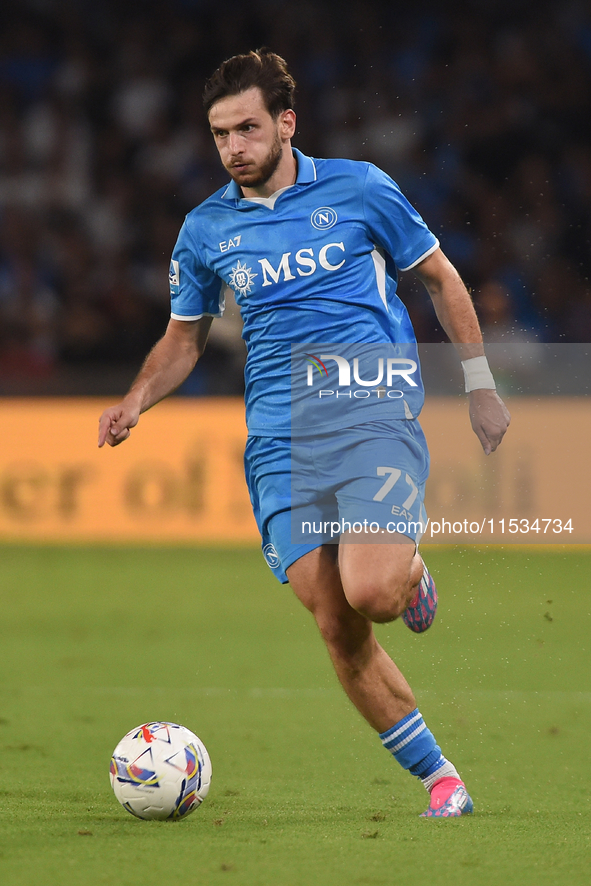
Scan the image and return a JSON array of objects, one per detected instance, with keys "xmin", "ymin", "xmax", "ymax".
[{"xmin": 241, "ymin": 145, "xmax": 297, "ymax": 199}]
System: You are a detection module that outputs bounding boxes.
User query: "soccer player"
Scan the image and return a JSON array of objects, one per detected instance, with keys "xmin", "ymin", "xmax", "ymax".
[{"xmin": 98, "ymin": 49, "xmax": 510, "ymax": 817}]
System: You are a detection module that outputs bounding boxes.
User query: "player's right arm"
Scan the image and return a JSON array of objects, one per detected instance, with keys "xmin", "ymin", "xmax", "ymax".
[{"xmin": 98, "ymin": 316, "xmax": 212, "ymax": 447}]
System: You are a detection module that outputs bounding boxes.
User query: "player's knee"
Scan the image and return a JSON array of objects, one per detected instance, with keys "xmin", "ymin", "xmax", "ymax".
[{"xmin": 346, "ymin": 580, "xmax": 409, "ymax": 624}]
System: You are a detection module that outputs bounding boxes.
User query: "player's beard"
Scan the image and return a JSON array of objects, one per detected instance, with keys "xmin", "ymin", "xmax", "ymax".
[{"xmin": 228, "ymin": 130, "xmax": 283, "ymax": 189}]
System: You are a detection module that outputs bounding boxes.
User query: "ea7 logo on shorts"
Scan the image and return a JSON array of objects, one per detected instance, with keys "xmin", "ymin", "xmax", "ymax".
[{"xmin": 311, "ymin": 207, "xmax": 338, "ymax": 230}]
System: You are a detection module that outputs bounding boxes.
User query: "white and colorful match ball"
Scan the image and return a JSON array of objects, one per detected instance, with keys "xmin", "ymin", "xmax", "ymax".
[{"xmin": 109, "ymin": 722, "xmax": 212, "ymax": 820}]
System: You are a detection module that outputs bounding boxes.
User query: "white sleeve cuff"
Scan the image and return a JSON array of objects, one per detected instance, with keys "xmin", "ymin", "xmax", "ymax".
[
  {"xmin": 170, "ymin": 311, "xmax": 222, "ymax": 321},
  {"xmin": 398, "ymin": 240, "xmax": 440, "ymax": 272}
]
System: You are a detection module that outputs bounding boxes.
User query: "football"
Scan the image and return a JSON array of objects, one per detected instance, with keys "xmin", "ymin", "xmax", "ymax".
[{"xmin": 109, "ymin": 721, "xmax": 212, "ymax": 820}]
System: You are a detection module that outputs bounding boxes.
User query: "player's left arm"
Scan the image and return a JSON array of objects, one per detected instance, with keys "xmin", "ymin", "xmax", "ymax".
[{"xmin": 412, "ymin": 247, "xmax": 510, "ymax": 455}]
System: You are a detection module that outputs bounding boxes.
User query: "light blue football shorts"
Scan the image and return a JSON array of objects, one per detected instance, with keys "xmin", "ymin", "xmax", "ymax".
[{"xmin": 244, "ymin": 419, "xmax": 430, "ymax": 584}]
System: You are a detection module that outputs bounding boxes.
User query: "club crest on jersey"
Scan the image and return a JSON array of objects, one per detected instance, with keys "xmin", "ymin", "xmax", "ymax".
[
  {"xmin": 229, "ymin": 260, "xmax": 257, "ymax": 297},
  {"xmin": 311, "ymin": 207, "xmax": 338, "ymax": 230}
]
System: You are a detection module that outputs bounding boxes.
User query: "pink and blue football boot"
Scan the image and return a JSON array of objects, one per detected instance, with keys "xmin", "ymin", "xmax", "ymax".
[
  {"xmin": 420, "ymin": 777, "xmax": 474, "ymax": 817},
  {"xmin": 402, "ymin": 565, "xmax": 438, "ymax": 633}
]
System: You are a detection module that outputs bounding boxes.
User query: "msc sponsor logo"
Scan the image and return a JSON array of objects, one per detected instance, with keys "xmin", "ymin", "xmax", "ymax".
[
  {"xmin": 311, "ymin": 207, "xmax": 338, "ymax": 230},
  {"xmin": 229, "ymin": 260, "xmax": 257, "ymax": 297},
  {"xmin": 258, "ymin": 242, "xmax": 346, "ymax": 287}
]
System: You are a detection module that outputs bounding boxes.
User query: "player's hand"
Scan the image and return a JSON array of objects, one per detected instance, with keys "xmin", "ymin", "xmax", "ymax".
[
  {"xmin": 468, "ymin": 389, "xmax": 510, "ymax": 455},
  {"xmin": 98, "ymin": 401, "xmax": 140, "ymax": 448}
]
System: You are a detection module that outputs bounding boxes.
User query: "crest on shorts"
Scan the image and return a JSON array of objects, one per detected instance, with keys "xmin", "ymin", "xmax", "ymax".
[{"xmin": 262, "ymin": 543, "xmax": 280, "ymax": 569}]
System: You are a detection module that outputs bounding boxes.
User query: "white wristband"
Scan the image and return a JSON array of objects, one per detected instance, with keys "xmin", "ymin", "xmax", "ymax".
[{"xmin": 461, "ymin": 355, "xmax": 496, "ymax": 393}]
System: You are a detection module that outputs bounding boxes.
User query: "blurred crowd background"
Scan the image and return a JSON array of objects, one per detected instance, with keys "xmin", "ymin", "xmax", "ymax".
[{"xmin": 0, "ymin": 0, "xmax": 590, "ymax": 395}]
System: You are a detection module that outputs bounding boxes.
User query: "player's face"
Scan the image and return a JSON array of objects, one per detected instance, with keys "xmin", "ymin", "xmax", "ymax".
[{"xmin": 209, "ymin": 87, "xmax": 295, "ymax": 193}]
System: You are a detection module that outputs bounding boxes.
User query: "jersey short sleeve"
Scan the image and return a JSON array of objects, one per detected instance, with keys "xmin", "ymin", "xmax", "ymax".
[
  {"xmin": 362, "ymin": 164, "xmax": 439, "ymax": 271},
  {"xmin": 169, "ymin": 219, "xmax": 225, "ymax": 320}
]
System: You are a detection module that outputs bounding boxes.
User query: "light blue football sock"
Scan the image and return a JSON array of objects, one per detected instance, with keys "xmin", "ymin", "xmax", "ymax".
[{"xmin": 379, "ymin": 708, "xmax": 459, "ymax": 790}]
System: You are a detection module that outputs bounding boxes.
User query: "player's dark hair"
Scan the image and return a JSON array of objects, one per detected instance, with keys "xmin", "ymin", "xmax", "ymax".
[{"xmin": 203, "ymin": 48, "xmax": 296, "ymax": 118}]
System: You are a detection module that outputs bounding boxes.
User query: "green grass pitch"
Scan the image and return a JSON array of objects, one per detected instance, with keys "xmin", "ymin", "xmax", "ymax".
[{"xmin": 0, "ymin": 545, "xmax": 589, "ymax": 886}]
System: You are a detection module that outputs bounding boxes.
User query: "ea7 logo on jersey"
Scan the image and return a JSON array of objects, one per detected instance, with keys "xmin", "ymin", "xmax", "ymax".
[
  {"xmin": 219, "ymin": 235, "xmax": 241, "ymax": 252},
  {"xmin": 258, "ymin": 242, "xmax": 346, "ymax": 287}
]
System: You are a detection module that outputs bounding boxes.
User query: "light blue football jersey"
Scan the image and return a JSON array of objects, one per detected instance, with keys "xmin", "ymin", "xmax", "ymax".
[{"xmin": 169, "ymin": 148, "xmax": 438, "ymax": 435}]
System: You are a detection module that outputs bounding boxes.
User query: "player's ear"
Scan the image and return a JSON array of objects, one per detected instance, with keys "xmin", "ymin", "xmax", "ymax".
[{"xmin": 279, "ymin": 109, "xmax": 296, "ymax": 140}]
